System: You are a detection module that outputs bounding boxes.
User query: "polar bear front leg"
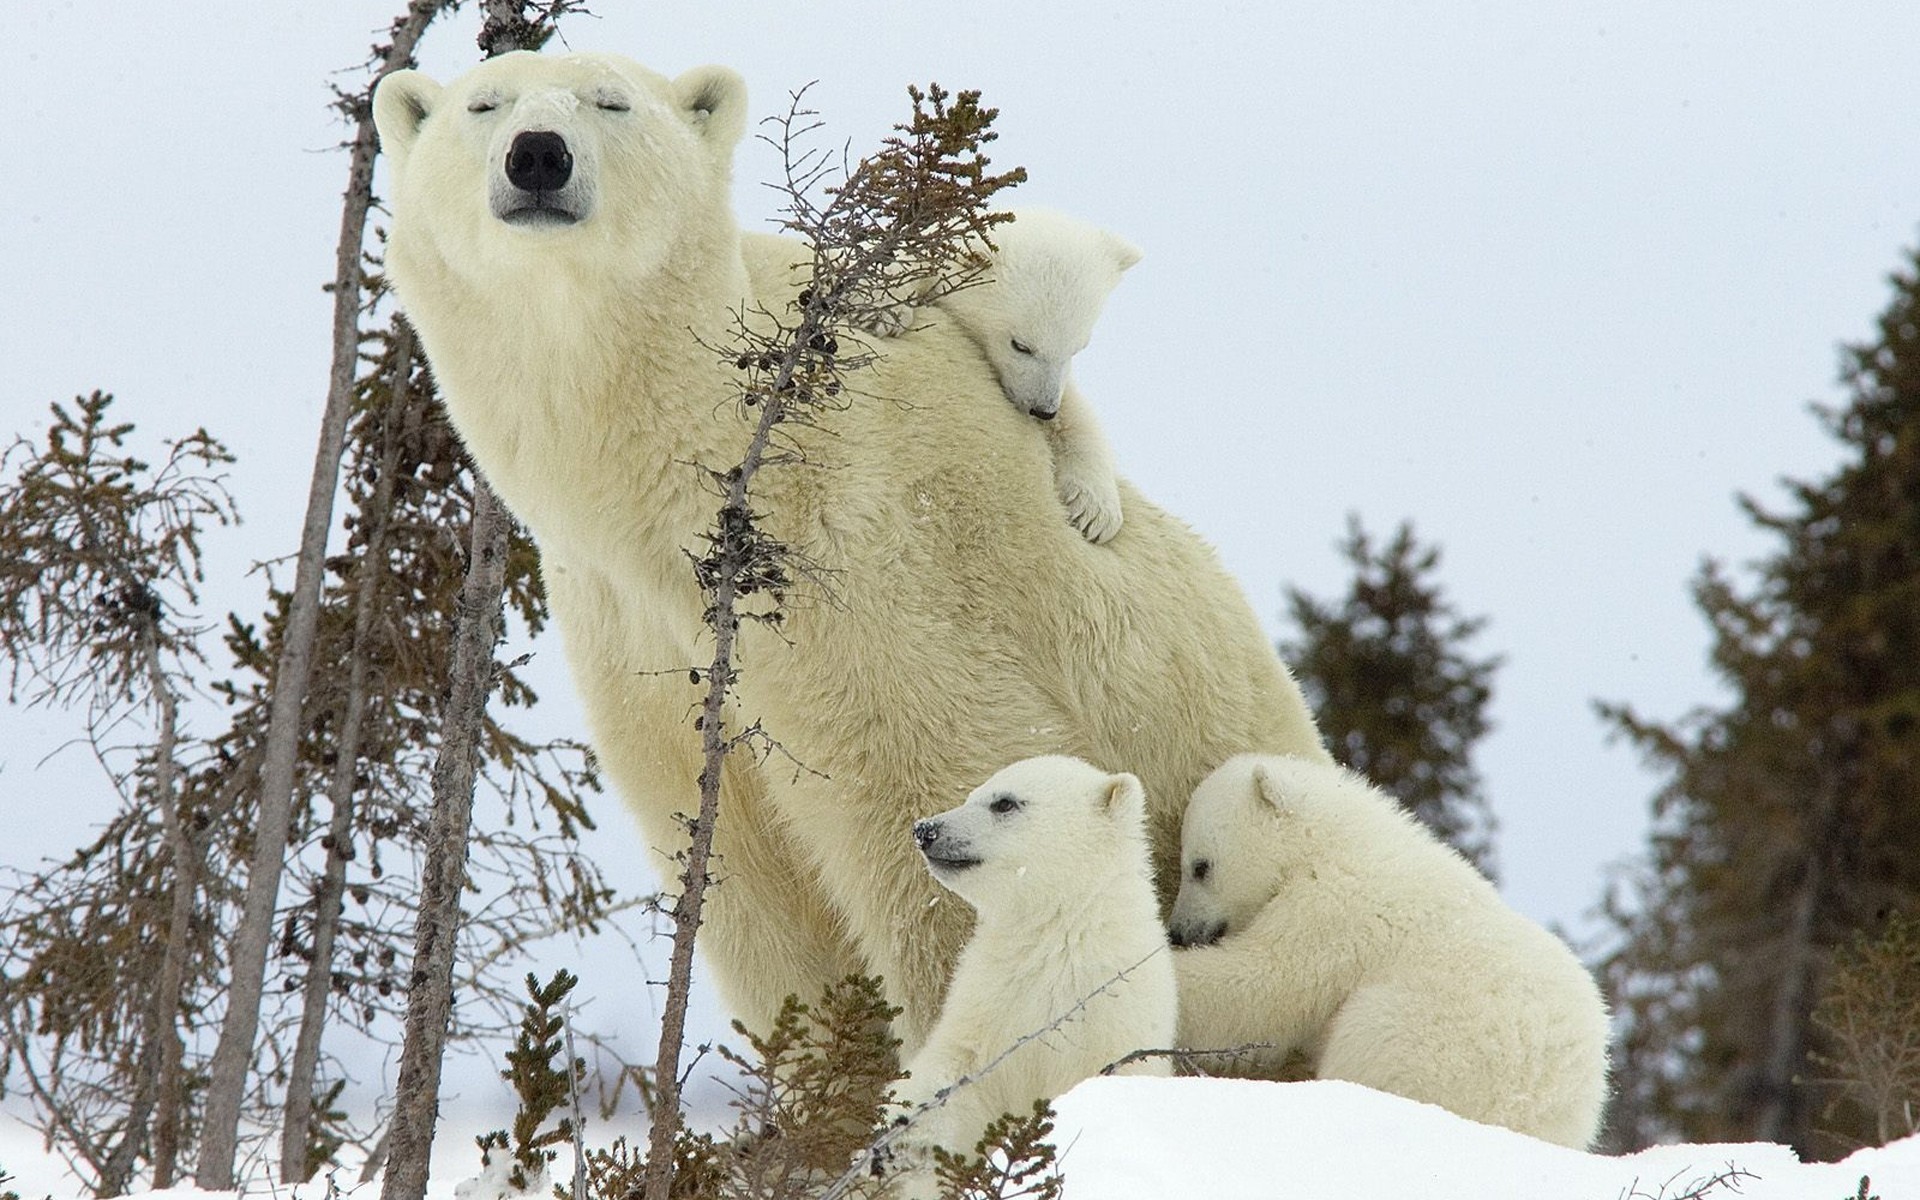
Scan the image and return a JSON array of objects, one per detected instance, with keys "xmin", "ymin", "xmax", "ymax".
[
  {"xmin": 1172, "ymin": 938, "xmax": 1325, "ymax": 1079},
  {"xmin": 1046, "ymin": 376, "xmax": 1123, "ymax": 544}
]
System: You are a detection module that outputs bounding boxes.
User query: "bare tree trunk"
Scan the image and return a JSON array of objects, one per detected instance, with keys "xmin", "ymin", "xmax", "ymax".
[
  {"xmin": 1755, "ymin": 777, "xmax": 1841, "ymax": 1145},
  {"xmin": 195, "ymin": 7, "xmax": 444, "ymax": 1189},
  {"xmin": 142, "ymin": 647, "xmax": 195, "ymax": 1191},
  {"xmin": 640, "ymin": 412, "xmax": 772, "ymax": 1200},
  {"xmin": 280, "ymin": 327, "xmax": 421, "ymax": 1183},
  {"xmin": 96, "ymin": 635, "xmax": 192, "ymax": 1197},
  {"xmin": 1757, "ymin": 860, "xmax": 1822, "ymax": 1143},
  {"xmin": 633, "ymin": 90, "xmax": 1024, "ymax": 1198},
  {"xmin": 379, "ymin": 481, "xmax": 512, "ymax": 1200},
  {"xmin": 375, "ymin": 13, "xmax": 576, "ymax": 1197}
]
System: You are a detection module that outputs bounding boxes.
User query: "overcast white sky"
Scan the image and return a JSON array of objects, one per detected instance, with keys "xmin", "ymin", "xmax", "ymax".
[{"xmin": 7, "ymin": 0, "xmax": 1920, "ymax": 1141}]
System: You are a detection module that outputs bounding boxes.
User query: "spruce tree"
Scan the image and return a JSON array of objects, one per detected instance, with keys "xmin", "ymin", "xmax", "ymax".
[
  {"xmin": 1281, "ymin": 517, "xmax": 1502, "ymax": 879},
  {"xmin": 1597, "ymin": 245, "xmax": 1920, "ymax": 1156}
]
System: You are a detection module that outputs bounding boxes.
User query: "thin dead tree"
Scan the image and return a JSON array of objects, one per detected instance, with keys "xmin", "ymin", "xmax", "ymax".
[
  {"xmin": 196, "ymin": 3, "xmax": 451, "ymax": 1188},
  {"xmin": 377, "ymin": 480, "xmax": 512, "ymax": 1200},
  {"xmin": 0, "ymin": 393, "xmax": 238, "ymax": 1195},
  {"xmin": 639, "ymin": 84, "xmax": 1025, "ymax": 1200},
  {"xmin": 277, "ymin": 318, "xmax": 420, "ymax": 1182},
  {"xmin": 379, "ymin": 6, "xmax": 589, "ymax": 1199}
]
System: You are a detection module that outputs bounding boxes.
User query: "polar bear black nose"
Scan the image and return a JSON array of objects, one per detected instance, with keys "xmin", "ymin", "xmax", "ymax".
[
  {"xmin": 506, "ymin": 130, "xmax": 573, "ymax": 192},
  {"xmin": 912, "ymin": 820, "xmax": 941, "ymax": 850}
]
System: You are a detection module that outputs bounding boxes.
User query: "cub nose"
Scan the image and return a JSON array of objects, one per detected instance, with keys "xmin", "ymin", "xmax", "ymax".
[
  {"xmin": 506, "ymin": 130, "xmax": 573, "ymax": 192},
  {"xmin": 912, "ymin": 820, "xmax": 941, "ymax": 850}
]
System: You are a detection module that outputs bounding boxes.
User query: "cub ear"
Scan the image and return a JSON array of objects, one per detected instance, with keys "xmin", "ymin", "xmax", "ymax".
[
  {"xmin": 1250, "ymin": 762, "xmax": 1296, "ymax": 820},
  {"xmin": 1102, "ymin": 773, "xmax": 1146, "ymax": 821},
  {"xmin": 1104, "ymin": 230, "xmax": 1144, "ymax": 274},
  {"xmin": 673, "ymin": 65, "xmax": 749, "ymax": 150},
  {"xmin": 373, "ymin": 69, "xmax": 443, "ymax": 174}
]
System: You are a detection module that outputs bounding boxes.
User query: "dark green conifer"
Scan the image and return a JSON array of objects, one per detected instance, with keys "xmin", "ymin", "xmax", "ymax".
[
  {"xmin": 1281, "ymin": 517, "xmax": 1502, "ymax": 879},
  {"xmin": 1598, "ymin": 246, "xmax": 1920, "ymax": 1155}
]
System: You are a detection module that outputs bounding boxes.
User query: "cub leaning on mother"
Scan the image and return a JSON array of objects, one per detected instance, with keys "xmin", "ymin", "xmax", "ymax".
[{"xmin": 372, "ymin": 49, "xmax": 1328, "ymax": 1051}]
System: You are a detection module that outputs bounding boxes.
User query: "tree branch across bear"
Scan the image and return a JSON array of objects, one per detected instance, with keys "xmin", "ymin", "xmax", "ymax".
[{"xmin": 372, "ymin": 49, "xmax": 1609, "ymax": 1160}]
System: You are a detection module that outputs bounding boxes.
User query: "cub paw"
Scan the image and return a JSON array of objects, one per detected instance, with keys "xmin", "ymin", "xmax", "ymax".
[{"xmin": 1059, "ymin": 473, "xmax": 1123, "ymax": 544}]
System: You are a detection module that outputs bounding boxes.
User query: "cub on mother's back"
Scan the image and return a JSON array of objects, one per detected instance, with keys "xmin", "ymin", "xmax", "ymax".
[{"xmin": 875, "ymin": 208, "xmax": 1139, "ymax": 544}]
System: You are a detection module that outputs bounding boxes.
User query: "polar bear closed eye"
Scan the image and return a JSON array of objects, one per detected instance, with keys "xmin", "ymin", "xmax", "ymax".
[
  {"xmin": 869, "ymin": 208, "xmax": 1139, "ymax": 545},
  {"xmin": 883, "ymin": 756, "xmax": 1174, "ymax": 1192},
  {"xmin": 1170, "ymin": 754, "xmax": 1611, "ymax": 1148}
]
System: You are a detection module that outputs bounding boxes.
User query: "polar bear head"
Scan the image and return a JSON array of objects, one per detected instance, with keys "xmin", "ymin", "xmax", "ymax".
[
  {"xmin": 939, "ymin": 209, "xmax": 1141, "ymax": 419},
  {"xmin": 372, "ymin": 51, "xmax": 748, "ymax": 294},
  {"xmin": 910, "ymin": 755, "xmax": 1149, "ymax": 916},
  {"xmin": 1167, "ymin": 754, "xmax": 1322, "ymax": 948}
]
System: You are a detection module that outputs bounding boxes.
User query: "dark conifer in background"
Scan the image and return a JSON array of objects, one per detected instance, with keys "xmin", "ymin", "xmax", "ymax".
[
  {"xmin": 1597, "ymin": 246, "xmax": 1920, "ymax": 1156},
  {"xmin": 1281, "ymin": 517, "xmax": 1502, "ymax": 880}
]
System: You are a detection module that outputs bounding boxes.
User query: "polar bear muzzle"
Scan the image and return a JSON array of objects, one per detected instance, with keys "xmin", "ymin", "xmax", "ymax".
[
  {"xmin": 494, "ymin": 129, "xmax": 589, "ymax": 227},
  {"xmin": 507, "ymin": 131, "xmax": 572, "ymax": 192},
  {"xmin": 1167, "ymin": 915, "xmax": 1229, "ymax": 949},
  {"xmin": 912, "ymin": 818, "xmax": 980, "ymax": 872}
]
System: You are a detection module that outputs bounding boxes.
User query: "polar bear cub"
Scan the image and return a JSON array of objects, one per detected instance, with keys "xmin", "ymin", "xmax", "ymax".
[
  {"xmin": 879, "ymin": 208, "xmax": 1139, "ymax": 544},
  {"xmin": 1169, "ymin": 754, "xmax": 1611, "ymax": 1148},
  {"xmin": 893, "ymin": 756, "xmax": 1175, "ymax": 1172}
]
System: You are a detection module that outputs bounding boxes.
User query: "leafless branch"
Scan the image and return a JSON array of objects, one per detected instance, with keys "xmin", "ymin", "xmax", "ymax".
[
  {"xmin": 1618, "ymin": 1164, "xmax": 1761, "ymax": 1200},
  {"xmin": 1098, "ymin": 1042, "xmax": 1280, "ymax": 1078},
  {"xmin": 639, "ymin": 81, "xmax": 1023, "ymax": 1200}
]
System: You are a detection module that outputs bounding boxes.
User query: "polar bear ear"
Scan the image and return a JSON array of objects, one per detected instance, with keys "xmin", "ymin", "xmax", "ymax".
[
  {"xmin": 1101, "ymin": 773, "xmax": 1146, "ymax": 822},
  {"xmin": 673, "ymin": 65, "xmax": 749, "ymax": 151},
  {"xmin": 1250, "ymin": 763, "xmax": 1297, "ymax": 820},
  {"xmin": 1104, "ymin": 231, "xmax": 1143, "ymax": 274},
  {"xmin": 373, "ymin": 69, "xmax": 443, "ymax": 174}
]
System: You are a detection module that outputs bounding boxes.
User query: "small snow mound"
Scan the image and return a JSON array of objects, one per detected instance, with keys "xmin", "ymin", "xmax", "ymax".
[
  {"xmin": 1050, "ymin": 1076, "xmax": 1920, "ymax": 1200},
  {"xmin": 453, "ymin": 1146, "xmax": 550, "ymax": 1200}
]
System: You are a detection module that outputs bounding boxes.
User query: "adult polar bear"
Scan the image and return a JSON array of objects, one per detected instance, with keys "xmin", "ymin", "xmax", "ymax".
[{"xmin": 372, "ymin": 50, "xmax": 1327, "ymax": 1050}]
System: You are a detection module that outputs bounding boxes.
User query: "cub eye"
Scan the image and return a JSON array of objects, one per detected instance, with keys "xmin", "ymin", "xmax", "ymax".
[
  {"xmin": 596, "ymin": 95, "xmax": 631, "ymax": 112},
  {"xmin": 1009, "ymin": 338, "xmax": 1035, "ymax": 356},
  {"xmin": 989, "ymin": 794, "xmax": 1021, "ymax": 816},
  {"xmin": 467, "ymin": 97, "xmax": 499, "ymax": 114},
  {"xmin": 1191, "ymin": 859, "xmax": 1211, "ymax": 882}
]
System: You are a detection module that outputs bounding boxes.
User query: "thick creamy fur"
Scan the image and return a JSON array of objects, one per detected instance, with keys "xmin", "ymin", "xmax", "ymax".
[
  {"xmin": 1169, "ymin": 755, "xmax": 1611, "ymax": 1147},
  {"xmin": 372, "ymin": 51, "xmax": 1328, "ymax": 1051},
  {"xmin": 894, "ymin": 756, "xmax": 1173, "ymax": 1179}
]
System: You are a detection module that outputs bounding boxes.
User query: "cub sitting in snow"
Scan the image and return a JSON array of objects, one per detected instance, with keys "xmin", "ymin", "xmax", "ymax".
[
  {"xmin": 889, "ymin": 756, "xmax": 1175, "ymax": 1181},
  {"xmin": 873, "ymin": 208, "xmax": 1140, "ymax": 544},
  {"xmin": 1169, "ymin": 754, "xmax": 1611, "ymax": 1149}
]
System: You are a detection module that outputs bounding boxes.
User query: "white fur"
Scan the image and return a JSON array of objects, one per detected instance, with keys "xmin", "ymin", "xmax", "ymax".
[
  {"xmin": 372, "ymin": 51, "xmax": 1330, "ymax": 1053},
  {"xmin": 891, "ymin": 756, "xmax": 1174, "ymax": 1187},
  {"xmin": 876, "ymin": 208, "xmax": 1138, "ymax": 544},
  {"xmin": 1169, "ymin": 755, "xmax": 1611, "ymax": 1148}
]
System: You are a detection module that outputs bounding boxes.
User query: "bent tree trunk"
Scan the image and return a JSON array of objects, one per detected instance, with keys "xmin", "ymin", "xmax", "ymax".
[
  {"xmin": 378, "ymin": 10, "xmax": 569, "ymax": 1197},
  {"xmin": 379, "ymin": 481, "xmax": 512, "ymax": 1200},
  {"xmin": 194, "ymin": 5, "xmax": 446, "ymax": 1189}
]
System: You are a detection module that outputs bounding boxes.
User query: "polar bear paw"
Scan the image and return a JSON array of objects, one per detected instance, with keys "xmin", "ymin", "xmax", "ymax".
[
  {"xmin": 868, "ymin": 1121, "xmax": 939, "ymax": 1200},
  {"xmin": 858, "ymin": 300, "xmax": 917, "ymax": 339},
  {"xmin": 1058, "ymin": 465, "xmax": 1124, "ymax": 544}
]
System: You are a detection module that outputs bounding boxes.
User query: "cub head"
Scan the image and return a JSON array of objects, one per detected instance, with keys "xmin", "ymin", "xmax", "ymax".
[
  {"xmin": 940, "ymin": 208, "xmax": 1141, "ymax": 419},
  {"xmin": 910, "ymin": 755, "xmax": 1148, "ymax": 915},
  {"xmin": 1168, "ymin": 755, "xmax": 1314, "ymax": 948},
  {"xmin": 372, "ymin": 52, "xmax": 748, "ymax": 294}
]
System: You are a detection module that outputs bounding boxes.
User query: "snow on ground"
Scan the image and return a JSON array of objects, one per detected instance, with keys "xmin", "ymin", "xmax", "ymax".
[
  {"xmin": 1052, "ymin": 1079, "xmax": 1919, "ymax": 1199},
  {"xmin": 8, "ymin": 1078, "xmax": 1917, "ymax": 1199}
]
